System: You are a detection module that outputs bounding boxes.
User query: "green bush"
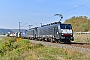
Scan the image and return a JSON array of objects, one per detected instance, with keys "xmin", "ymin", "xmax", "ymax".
[{"xmin": 0, "ymin": 37, "xmax": 90, "ymax": 60}]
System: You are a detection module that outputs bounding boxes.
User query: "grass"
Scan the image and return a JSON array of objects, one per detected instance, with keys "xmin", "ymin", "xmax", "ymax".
[
  {"xmin": 74, "ymin": 34, "xmax": 90, "ymax": 44},
  {"xmin": 0, "ymin": 37, "xmax": 90, "ymax": 60}
]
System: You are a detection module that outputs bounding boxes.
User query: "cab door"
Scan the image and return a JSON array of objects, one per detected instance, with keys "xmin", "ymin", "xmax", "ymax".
[{"xmin": 54, "ymin": 27, "xmax": 59, "ymax": 39}]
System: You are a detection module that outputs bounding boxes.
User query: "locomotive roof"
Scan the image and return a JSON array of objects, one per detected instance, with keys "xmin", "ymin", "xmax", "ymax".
[
  {"xmin": 41, "ymin": 22, "xmax": 60, "ymax": 27},
  {"xmin": 26, "ymin": 22, "xmax": 72, "ymax": 30}
]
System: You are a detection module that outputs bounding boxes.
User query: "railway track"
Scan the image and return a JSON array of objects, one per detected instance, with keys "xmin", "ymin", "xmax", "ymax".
[
  {"xmin": 29, "ymin": 40, "xmax": 90, "ymax": 54},
  {"xmin": 66, "ymin": 42, "xmax": 90, "ymax": 49}
]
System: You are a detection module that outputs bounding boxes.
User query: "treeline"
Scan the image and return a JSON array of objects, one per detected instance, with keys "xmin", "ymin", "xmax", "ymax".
[{"xmin": 64, "ymin": 16, "xmax": 90, "ymax": 32}]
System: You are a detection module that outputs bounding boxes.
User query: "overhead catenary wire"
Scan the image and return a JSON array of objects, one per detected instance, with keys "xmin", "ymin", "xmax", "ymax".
[
  {"xmin": 62, "ymin": 1, "xmax": 90, "ymax": 14},
  {"xmin": 41, "ymin": 1, "xmax": 90, "ymax": 21},
  {"xmin": 40, "ymin": 0, "xmax": 84, "ymax": 22},
  {"xmin": 82, "ymin": 11, "xmax": 90, "ymax": 15}
]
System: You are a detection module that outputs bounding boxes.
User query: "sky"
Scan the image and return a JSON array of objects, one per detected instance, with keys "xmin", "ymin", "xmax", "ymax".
[{"xmin": 0, "ymin": 0, "xmax": 90, "ymax": 29}]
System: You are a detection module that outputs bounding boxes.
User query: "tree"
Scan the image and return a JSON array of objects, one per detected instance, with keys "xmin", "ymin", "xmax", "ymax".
[{"xmin": 64, "ymin": 16, "xmax": 90, "ymax": 32}]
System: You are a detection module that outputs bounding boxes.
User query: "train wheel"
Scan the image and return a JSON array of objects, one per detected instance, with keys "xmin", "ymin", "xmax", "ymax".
[
  {"xmin": 59, "ymin": 39, "xmax": 63, "ymax": 43},
  {"xmin": 58, "ymin": 40, "xmax": 61, "ymax": 43},
  {"xmin": 55, "ymin": 39, "xmax": 58, "ymax": 43},
  {"xmin": 51, "ymin": 39, "xmax": 53, "ymax": 43},
  {"xmin": 46, "ymin": 38, "xmax": 50, "ymax": 42}
]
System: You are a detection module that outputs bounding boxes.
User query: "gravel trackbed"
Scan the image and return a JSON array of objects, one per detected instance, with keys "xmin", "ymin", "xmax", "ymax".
[{"xmin": 30, "ymin": 40, "xmax": 90, "ymax": 54}]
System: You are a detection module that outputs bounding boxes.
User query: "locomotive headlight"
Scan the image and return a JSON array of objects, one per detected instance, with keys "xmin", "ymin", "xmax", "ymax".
[
  {"xmin": 70, "ymin": 34, "xmax": 72, "ymax": 35},
  {"xmin": 61, "ymin": 34, "xmax": 64, "ymax": 35}
]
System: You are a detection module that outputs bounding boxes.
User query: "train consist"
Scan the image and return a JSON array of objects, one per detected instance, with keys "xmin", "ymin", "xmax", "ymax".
[{"xmin": 25, "ymin": 22, "xmax": 74, "ymax": 43}]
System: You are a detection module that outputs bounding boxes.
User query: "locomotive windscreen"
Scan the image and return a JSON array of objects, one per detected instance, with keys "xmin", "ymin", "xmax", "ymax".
[{"xmin": 60, "ymin": 24, "xmax": 72, "ymax": 29}]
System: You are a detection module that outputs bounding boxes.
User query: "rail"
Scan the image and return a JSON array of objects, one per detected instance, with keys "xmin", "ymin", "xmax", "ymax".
[{"xmin": 74, "ymin": 32, "xmax": 90, "ymax": 34}]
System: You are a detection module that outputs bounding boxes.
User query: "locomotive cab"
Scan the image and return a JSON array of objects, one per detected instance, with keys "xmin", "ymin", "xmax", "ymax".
[{"xmin": 58, "ymin": 22, "xmax": 74, "ymax": 42}]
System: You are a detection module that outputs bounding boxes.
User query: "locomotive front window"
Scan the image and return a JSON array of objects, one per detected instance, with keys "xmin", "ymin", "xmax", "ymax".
[{"xmin": 60, "ymin": 24, "xmax": 72, "ymax": 29}]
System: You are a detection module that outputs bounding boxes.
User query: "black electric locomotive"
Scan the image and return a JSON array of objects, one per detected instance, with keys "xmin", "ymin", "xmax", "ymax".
[{"xmin": 26, "ymin": 22, "xmax": 74, "ymax": 43}]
